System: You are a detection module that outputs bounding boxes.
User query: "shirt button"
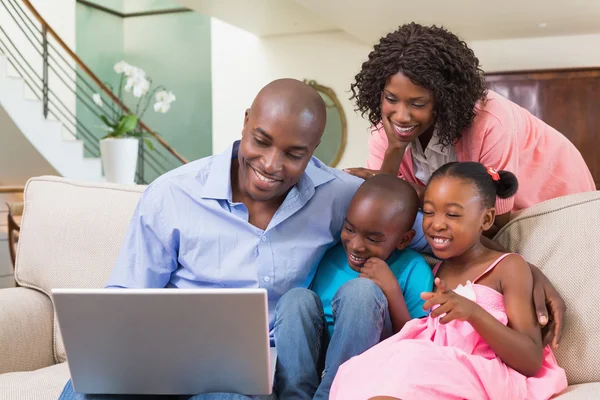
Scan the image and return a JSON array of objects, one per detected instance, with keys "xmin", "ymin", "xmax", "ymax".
[
  {"xmin": 261, "ymin": 236, "xmax": 267, "ymax": 242},
  {"xmin": 263, "ymin": 276, "xmax": 271, "ymax": 283}
]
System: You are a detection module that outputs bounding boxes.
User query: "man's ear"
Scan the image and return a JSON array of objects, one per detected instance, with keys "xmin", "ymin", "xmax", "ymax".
[
  {"xmin": 243, "ymin": 108, "xmax": 250, "ymax": 128},
  {"xmin": 396, "ymin": 229, "xmax": 416, "ymax": 251},
  {"xmin": 482, "ymin": 207, "xmax": 496, "ymax": 232}
]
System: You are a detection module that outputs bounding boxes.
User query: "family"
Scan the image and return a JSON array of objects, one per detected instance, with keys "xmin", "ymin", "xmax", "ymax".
[{"xmin": 59, "ymin": 23, "xmax": 595, "ymax": 400}]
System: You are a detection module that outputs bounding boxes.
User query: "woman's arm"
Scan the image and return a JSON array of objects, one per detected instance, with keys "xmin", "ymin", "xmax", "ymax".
[
  {"xmin": 345, "ymin": 125, "xmax": 409, "ymax": 181},
  {"xmin": 467, "ymin": 255, "xmax": 543, "ymax": 376}
]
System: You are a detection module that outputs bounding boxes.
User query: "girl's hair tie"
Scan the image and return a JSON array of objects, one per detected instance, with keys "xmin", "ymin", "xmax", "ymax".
[{"xmin": 487, "ymin": 167, "xmax": 500, "ymax": 181}]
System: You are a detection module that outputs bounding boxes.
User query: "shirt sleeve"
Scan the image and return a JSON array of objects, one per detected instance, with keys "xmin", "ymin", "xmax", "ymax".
[
  {"xmin": 105, "ymin": 185, "xmax": 178, "ymax": 288},
  {"xmin": 407, "ymin": 210, "xmax": 430, "ymax": 253},
  {"xmin": 401, "ymin": 254, "xmax": 434, "ymax": 319},
  {"xmin": 365, "ymin": 126, "xmax": 386, "ymax": 170},
  {"xmin": 476, "ymin": 116, "xmax": 519, "ymax": 214}
]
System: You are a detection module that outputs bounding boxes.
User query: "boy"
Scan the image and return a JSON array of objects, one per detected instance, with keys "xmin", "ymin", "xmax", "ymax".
[{"xmin": 311, "ymin": 174, "xmax": 434, "ymax": 399}]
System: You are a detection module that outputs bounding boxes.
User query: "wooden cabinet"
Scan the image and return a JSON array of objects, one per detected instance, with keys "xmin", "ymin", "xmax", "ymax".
[{"xmin": 486, "ymin": 69, "xmax": 600, "ymax": 189}]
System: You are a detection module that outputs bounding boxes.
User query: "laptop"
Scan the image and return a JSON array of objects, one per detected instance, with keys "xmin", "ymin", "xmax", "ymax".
[{"xmin": 52, "ymin": 288, "xmax": 276, "ymax": 395}]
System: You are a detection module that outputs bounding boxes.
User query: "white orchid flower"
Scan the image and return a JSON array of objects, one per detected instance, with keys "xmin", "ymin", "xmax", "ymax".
[
  {"xmin": 113, "ymin": 61, "xmax": 129, "ymax": 74},
  {"xmin": 125, "ymin": 75, "xmax": 150, "ymax": 98},
  {"xmin": 153, "ymin": 101, "xmax": 171, "ymax": 114},
  {"xmin": 125, "ymin": 66, "xmax": 146, "ymax": 78},
  {"xmin": 155, "ymin": 90, "xmax": 176, "ymax": 104},
  {"xmin": 92, "ymin": 93, "xmax": 103, "ymax": 107},
  {"xmin": 132, "ymin": 78, "xmax": 150, "ymax": 98}
]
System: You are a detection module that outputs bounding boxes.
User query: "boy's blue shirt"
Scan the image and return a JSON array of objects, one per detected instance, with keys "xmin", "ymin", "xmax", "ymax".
[{"xmin": 312, "ymin": 244, "xmax": 434, "ymax": 337}]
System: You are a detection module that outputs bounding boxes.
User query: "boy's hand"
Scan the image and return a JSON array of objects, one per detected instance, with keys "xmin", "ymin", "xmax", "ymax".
[
  {"xmin": 421, "ymin": 278, "xmax": 480, "ymax": 324},
  {"xmin": 359, "ymin": 257, "xmax": 401, "ymax": 295}
]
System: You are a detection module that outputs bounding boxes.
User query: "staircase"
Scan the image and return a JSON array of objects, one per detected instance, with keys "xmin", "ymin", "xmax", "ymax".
[
  {"xmin": 0, "ymin": 52, "xmax": 103, "ymax": 181},
  {"xmin": 0, "ymin": 0, "xmax": 187, "ymax": 185}
]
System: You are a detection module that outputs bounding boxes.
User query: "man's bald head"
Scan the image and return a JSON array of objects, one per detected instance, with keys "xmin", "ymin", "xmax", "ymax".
[{"xmin": 248, "ymin": 79, "xmax": 327, "ymax": 147}]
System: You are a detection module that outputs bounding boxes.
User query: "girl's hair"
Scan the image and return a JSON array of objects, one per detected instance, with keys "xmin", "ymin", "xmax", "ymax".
[
  {"xmin": 350, "ymin": 23, "xmax": 488, "ymax": 148},
  {"xmin": 429, "ymin": 162, "xmax": 518, "ymax": 208}
]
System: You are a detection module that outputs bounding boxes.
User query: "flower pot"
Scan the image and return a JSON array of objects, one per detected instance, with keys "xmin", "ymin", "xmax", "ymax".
[{"xmin": 100, "ymin": 138, "xmax": 139, "ymax": 184}]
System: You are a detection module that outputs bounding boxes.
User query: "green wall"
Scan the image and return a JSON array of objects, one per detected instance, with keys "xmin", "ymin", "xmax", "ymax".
[
  {"xmin": 123, "ymin": 11, "xmax": 212, "ymax": 164},
  {"xmin": 75, "ymin": 2, "xmax": 124, "ymax": 156},
  {"xmin": 76, "ymin": 1, "xmax": 212, "ymax": 179}
]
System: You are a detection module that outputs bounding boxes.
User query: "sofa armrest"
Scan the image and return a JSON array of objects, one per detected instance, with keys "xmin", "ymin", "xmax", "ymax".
[{"xmin": 0, "ymin": 287, "xmax": 55, "ymax": 373}]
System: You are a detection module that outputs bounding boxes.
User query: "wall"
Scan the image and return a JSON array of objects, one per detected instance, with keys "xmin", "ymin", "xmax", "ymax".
[
  {"xmin": 471, "ymin": 33, "xmax": 600, "ymax": 72},
  {"xmin": 211, "ymin": 19, "xmax": 372, "ymax": 169},
  {"xmin": 212, "ymin": 23, "xmax": 600, "ymax": 167},
  {"xmin": 0, "ymin": 106, "xmax": 58, "ymax": 186},
  {"xmin": 75, "ymin": 2, "xmax": 124, "ymax": 156},
  {"xmin": 124, "ymin": 11, "xmax": 212, "ymax": 164}
]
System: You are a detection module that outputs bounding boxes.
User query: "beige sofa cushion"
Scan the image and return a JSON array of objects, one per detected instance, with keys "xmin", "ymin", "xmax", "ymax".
[
  {"xmin": 556, "ymin": 383, "xmax": 600, "ymax": 399},
  {"xmin": 0, "ymin": 362, "xmax": 70, "ymax": 400},
  {"xmin": 14, "ymin": 176, "xmax": 146, "ymax": 363},
  {"xmin": 495, "ymin": 191, "xmax": 600, "ymax": 386},
  {"xmin": 0, "ymin": 287, "xmax": 54, "ymax": 373}
]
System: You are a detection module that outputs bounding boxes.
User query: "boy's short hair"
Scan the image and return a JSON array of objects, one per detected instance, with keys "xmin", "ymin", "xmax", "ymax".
[{"xmin": 353, "ymin": 174, "xmax": 419, "ymax": 233}]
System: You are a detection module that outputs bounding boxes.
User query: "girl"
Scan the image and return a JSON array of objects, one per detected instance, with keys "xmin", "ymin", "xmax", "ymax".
[{"xmin": 330, "ymin": 162, "xmax": 568, "ymax": 400}]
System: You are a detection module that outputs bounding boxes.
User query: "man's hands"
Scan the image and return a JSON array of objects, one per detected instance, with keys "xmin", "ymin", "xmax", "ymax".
[{"xmin": 531, "ymin": 265, "xmax": 566, "ymax": 349}]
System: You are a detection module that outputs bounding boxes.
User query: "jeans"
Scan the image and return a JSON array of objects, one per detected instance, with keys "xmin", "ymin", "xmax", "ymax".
[
  {"xmin": 313, "ymin": 278, "xmax": 393, "ymax": 400},
  {"xmin": 58, "ymin": 288, "xmax": 326, "ymax": 400}
]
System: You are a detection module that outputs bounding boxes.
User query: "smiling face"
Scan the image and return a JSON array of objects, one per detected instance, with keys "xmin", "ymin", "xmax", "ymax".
[
  {"xmin": 422, "ymin": 175, "xmax": 495, "ymax": 260},
  {"xmin": 341, "ymin": 192, "xmax": 415, "ymax": 272},
  {"xmin": 380, "ymin": 72, "xmax": 436, "ymax": 146},
  {"xmin": 237, "ymin": 108, "xmax": 321, "ymax": 203},
  {"xmin": 234, "ymin": 79, "xmax": 325, "ymax": 205}
]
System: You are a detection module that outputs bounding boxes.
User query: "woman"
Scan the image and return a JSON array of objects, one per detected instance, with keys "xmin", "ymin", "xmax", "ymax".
[
  {"xmin": 345, "ymin": 23, "xmax": 595, "ymax": 235},
  {"xmin": 344, "ymin": 22, "xmax": 592, "ymax": 352}
]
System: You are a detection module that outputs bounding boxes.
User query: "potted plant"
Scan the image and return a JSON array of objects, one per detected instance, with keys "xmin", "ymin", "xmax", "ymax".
[{"xmin": 92, "ymin": 61, "xmax": 175, "ymax": 184}]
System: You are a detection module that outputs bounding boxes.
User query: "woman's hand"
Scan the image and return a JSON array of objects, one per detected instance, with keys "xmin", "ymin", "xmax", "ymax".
[
  {"xmin": 343, "ymin": 167, "xmax": 379, "ymax": 180},
  {"xmin": 344, "ymin": 139, "xmax": 410, "ymax": 181},
  {"xmin": 421, "ymin": 278, "xmax": 481, "ymax": 324}
]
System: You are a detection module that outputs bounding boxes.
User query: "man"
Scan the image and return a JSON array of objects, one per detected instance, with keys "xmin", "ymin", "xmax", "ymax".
[{"xmin": 59, "ymin": 79, "xmax": 428, "ymax": 400}]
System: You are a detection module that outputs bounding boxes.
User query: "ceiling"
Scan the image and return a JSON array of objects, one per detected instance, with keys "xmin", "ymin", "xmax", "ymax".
[
  {"xmin": 175, "ymin": 0, "xmax": 337, "ymax": 37},
  {"xmin": 176, "ymin": 0, "xmax": 600, "ymax": 43}
]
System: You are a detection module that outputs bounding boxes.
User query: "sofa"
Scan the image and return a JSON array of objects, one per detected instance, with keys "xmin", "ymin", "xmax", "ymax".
[{"xmin": 0, "ymin": 175, "xmax": 598, "ymax": 399}]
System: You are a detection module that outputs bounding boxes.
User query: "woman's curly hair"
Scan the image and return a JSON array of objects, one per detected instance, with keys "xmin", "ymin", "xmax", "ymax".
[{"xmin": 350, "ymin": 23, "xmax": 488, "ymax": 147}]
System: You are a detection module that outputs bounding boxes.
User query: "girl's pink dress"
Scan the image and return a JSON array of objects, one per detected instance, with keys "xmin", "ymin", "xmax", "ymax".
[{"xmin": 330, "ymin": 254, "xmax": 568, "ymax": 400}]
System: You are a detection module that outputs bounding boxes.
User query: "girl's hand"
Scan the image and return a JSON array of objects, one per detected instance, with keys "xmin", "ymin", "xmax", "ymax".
[
  {"xmin": 421, "ymin": 278, "xmax": 480, "ymax": 324},
  {"xmin": 359, "ymin": 257, "xmax": 401, "ymax": 295}
]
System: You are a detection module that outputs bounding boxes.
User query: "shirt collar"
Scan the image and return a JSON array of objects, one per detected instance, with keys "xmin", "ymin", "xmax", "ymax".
[
  {"xmin": 199, "ymin": 140, "xmax": 334, "ymax": 201},
  {"xmin": 410, "ymin": 131, "xmax": 450, "ymax": 158}
]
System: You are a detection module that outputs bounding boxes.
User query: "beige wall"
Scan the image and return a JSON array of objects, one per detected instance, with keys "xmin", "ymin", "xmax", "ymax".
[
  {"xmin": 0, "ymin": 106, "xmax": 58, "ymax": 186},
  {"xmin": 471, "ymin": 33, "xmax": 600, "ymax": 72}
]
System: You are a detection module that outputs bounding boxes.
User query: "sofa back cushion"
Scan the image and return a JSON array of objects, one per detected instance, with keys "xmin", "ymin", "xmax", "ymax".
[
  {"xmin": 15, "ymin": 176, "xmax": 145, "ymax": 363},
  {"xmin": 495, "ymin": 190, "xmax": 600, "ymax": 385}
]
